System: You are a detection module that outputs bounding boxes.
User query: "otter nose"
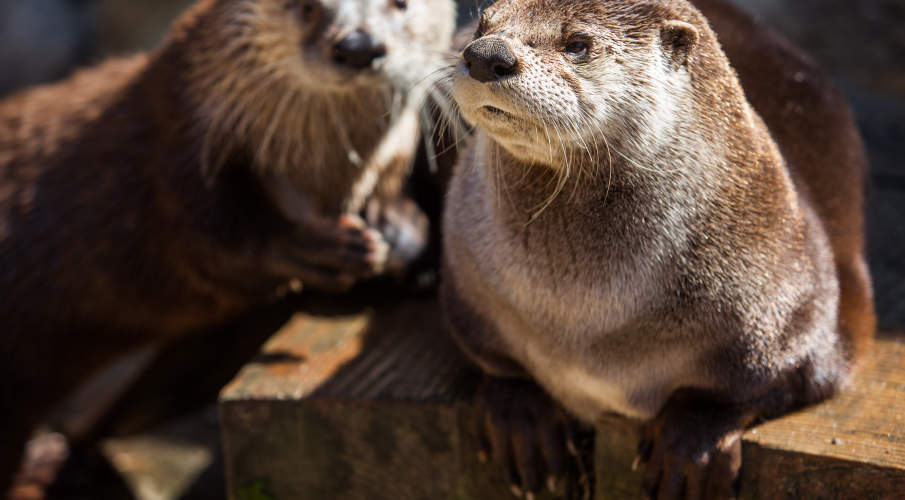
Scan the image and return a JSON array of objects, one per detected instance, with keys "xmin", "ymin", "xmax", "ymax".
[
  {"xmin": 463, "ymin": 38, "xmax": 518, "ymax": 83},
  {"xmin": 333, "ymin": 29, "xmax": 387, "ymax": 69}
]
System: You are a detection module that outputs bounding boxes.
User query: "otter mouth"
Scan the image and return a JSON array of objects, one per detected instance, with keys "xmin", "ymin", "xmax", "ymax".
[{"xmin": 481, "ymin": 105, "xmax": 515, "ymax": 120}]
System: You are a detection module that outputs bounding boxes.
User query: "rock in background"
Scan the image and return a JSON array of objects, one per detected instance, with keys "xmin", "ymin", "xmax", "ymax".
[
  {"xmin": 95, "ymin": 0, "xmax": 194, "ymax": 55},
  {"xmin": 0, "ymin": 0, "xmax": 97, "ymax": 96}
]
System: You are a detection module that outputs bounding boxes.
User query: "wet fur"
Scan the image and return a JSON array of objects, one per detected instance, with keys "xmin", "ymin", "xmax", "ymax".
[
  {"xmin": 0, "ymin": 0, "xmax": 454, "ymax": 491},
  {"xmin": 440, "ymin": 0, "xmax": 874, "ymax": 495}
]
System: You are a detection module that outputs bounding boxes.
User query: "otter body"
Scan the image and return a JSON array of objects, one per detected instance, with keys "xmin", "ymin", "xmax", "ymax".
[
  {"xmin": 441, "ymin": 0, "xmax": 873, "ymax": 496},
  {"xmin": 0, "ymin": 0, "xmax": 454, "ymax": 491}
]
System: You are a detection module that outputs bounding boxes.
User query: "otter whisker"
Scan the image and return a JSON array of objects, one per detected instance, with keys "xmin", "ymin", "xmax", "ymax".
[
  {"xmin": 575, "ymin": 112, "xmax": 602, "ymax": 181},
  {"xmin": 430, "ymin": 105, "xmax": 468, "ymax": 158},
  {"xmin": 567, "ymin": 115, "xmax": 596, "ymax": 184},
  {"xmin": 406, "ymin": 64, "xmax": 459, "ymax": 95},
  {"xmin": 526, "ymin": 122, "xmax": 572, "ymax": 223},
  {"xmin": 419, "ymin": 107, "xmax": 441, "ymax": 174},
  {"xmin": 324, "ymin": 97, "xmax": 359, "ymax": 167},
  {"xmin": 427, "ymin": 83, "xmax": 471, "ymax": 156},
  {"xmin": 199, "ymin": 65, "xmax": 277, "ymax": 178},
  {"xmin": 256, "ymin": 85, "xmax": 295, "ymax": 167}
]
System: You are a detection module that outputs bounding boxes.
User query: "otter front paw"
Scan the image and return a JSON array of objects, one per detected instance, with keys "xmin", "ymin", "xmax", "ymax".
[
  {"xmin": 365, "ymin": 197, "xmax": 428, "ymax": 275},
  {"xmin": 473, "ymin": 377, "xmax": 593, "ymax": 499},
  {"xmin": 266, "ymin": 214, "xmax": 389, "ymax": 292},
  {"xmin": 334, "ymin": 214, "xmax": 390, "ymax": 275},
  {"xmin": 9, "ymin": 433, "xmax": 69, "ymax": 500},
  {"xmin": 636, "ymin": 391, "xmax": 744, "ymax": 500}
]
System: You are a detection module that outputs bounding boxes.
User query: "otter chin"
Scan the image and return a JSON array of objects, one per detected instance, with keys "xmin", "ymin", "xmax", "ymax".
[{"xmin": 440, "ymin": 0, "xmax": 874, "ymax": 498}]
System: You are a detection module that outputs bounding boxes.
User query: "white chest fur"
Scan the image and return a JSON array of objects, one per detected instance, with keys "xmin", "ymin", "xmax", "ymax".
[{"xmin": 445, "ymin": 152, "xmax": 704, "ymax": 421}]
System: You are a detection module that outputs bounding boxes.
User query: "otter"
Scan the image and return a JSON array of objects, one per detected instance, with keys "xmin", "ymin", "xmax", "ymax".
[
  {"xmin": 439, "ymin": 0, "xmax": 875, "ymax": 497},
  {"xmin": 0, "ymin": 0, "xmax": 455, "ymax": 493}
]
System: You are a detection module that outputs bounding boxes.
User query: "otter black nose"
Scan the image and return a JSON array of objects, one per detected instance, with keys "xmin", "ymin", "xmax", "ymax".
[
  {"xmin": 333, "ymin": 29, "xmax": 387, "ymax": 69},
  {"xmin": 463, "ymin": 38, "xmax": 518, "ymax": 83}
]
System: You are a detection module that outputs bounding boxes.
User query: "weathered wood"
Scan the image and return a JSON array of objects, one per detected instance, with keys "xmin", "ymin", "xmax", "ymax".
[{"xmin": 219, "ymin": 298, "xmax": 905, "ymax": 499}]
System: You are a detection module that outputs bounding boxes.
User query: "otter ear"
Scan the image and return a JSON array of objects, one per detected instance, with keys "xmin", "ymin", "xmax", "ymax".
[{"xmin": 660, "ymin": 20, "xmax": 699, "ymax": 70}]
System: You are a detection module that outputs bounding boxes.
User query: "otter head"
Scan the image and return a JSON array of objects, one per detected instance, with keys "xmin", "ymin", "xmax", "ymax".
[
  {"xmin": 222, "ymin": 0, "xmax": 456, "ymax": 93},
  {"xmin": 187, "ymin": 0, "xmax": 455, "ymax": 180},
  {"xmin": 452, "ymin": 0, "xmax": 703, "ymax": 166}
]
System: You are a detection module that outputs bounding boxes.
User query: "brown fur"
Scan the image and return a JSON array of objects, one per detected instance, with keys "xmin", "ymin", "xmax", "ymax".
[
  {"xmin": 440, "ymin": 0, "xmax": 874, "ymax": 497},
  {"xmin": 689, "ymin": 0, "xmax": 875, "ymax": 364},
  {"xmin": 0, "ymin": 0, "xmax": 454, "ymax": 492}
]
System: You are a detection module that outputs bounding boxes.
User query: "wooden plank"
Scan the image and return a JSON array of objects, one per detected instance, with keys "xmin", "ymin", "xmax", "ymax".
[
  {"xmin": 219, "ymin": 298, "xmax": 905, "ymax": 499},
  {"xmin": 219, "ymin": 298, "xmax": 515, "ymax": 499}
]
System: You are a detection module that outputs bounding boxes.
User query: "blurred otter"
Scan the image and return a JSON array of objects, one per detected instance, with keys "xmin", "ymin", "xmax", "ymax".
[
  {"xmin": 0, "ymin": 0, "xmax": 455, "ymax": 493},
  {"xmin": 440, "ymin": 0, "xmax": 874, "ymax": 497}
]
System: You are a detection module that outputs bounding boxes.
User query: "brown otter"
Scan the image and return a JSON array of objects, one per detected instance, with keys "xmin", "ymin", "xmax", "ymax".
[
  {"xmin": 440, "ymin": 0, "xmax": 875, "ymax": 497},
  {"xmin": 0, "ymin": 0, "xmax": 455, "ymax": 493}
]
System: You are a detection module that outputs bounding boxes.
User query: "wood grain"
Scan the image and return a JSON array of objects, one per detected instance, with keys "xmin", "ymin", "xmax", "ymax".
[{"xmin": 219, "ymin": 298, "xmax": 905, "ymax": 499}]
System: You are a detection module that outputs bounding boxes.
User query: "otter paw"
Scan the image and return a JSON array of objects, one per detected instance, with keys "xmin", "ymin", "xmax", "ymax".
[
  {"xmin": 9, "ymin": 433, "xmax": 69, "ymax": 500},
  {"xmin": 473, "ymin": 377, "xmax": 592, "ymax": 499},
  {"xmin": 364, "ymin": 197, "xmax": 428, "ymax": 275},
  {"xmin": 636, "ymin": 393, "xmax": 743, "ymax": 500},
  {"xmin": 337, "ymin": 214, "xmax": 390, "ymax": 275},
  {"xmin": 265, "ymin": 214, "xmax": 389, "ymax": 292}
]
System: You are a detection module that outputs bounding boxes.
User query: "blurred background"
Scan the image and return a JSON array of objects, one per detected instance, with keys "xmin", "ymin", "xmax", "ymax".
[{"xmin": 1, "ymin": 0, "xmax": 903, "ymax": 498}]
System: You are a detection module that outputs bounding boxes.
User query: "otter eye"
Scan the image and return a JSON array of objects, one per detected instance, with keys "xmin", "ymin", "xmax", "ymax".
[
  {"xmin": 565, "ymin": 40, "xmax": 590, "ymax": 57},
  {"xmin": 393, "ymin": 0, "xmax": 408, "ymax": 9}
]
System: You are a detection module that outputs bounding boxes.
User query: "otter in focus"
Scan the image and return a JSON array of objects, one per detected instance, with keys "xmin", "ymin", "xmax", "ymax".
[
  {"xmin": 0, "ymin": 0, "xmax": 454, "ymax": 492},
  {"xmin": 440, "ymin": 0, "xmax": 874, "ymax": 497}
]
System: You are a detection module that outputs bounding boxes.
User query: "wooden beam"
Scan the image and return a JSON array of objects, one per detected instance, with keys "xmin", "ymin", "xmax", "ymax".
[{"xmin": 219, "ymin": 297, "xmax": 905, "ymax": 499}]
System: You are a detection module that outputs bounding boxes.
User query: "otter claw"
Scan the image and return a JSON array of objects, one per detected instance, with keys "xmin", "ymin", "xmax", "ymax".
[
  {"xmin": 473, "ymin": 377, "xmax": 587, "ymax": 498},
  {"xmin": 338, "ymin": 213, "xmax": 367, "ymax": 230},
  {"xmin": 364, "ymin": 227, "xmax": 389, "ymax": 273}
]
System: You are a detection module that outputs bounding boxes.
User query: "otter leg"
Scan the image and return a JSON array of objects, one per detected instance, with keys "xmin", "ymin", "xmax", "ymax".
[
  {"xmin": 638, "ymin": 342, "xmax": 844, "ymax": 500},
  {"xmin": 7, "ymin": 433, "xmax": 69, "ymax": 500},
  {"xmin": 360, "ymin": 105, "xmax": 430, "ymax": 279},
  {"xmin": 475, "ymin": 376, "xmax": 594, "ymax": 499},
  {"xmin": 637, "ymin": 390, "xmax": 745, "ymax": 500},
  {"xmin": 364, "ymin": 196, "xmax": 429, "ymax": 276},
  {"xmin": 264, "ymin": 214, "xmax": 389, "ymax": 292},
  {"xmin": 440, "ymin": 279, "xmax": 589, "ymax": 497},
  {"xmin": 439, "ymin": 276, "xmax": 526, "ymax": 378}
]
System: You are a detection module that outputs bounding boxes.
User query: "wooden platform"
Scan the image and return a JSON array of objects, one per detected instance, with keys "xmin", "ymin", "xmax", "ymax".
[{"xmin": 219, "ymin": 297, "xmax": 905, "ymax": 499}]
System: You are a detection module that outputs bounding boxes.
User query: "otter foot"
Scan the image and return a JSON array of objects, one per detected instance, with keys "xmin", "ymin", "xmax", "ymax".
[
  {"xmin": 474, "ymin": 376, "xmax": 593, "ymax": 499},
  {"xmin": 365, "ymin": 197, "xmax": 428, "ymax": 275},
  {"xmin": 266, "ymin": 214, "xmax": 389, "ymax": 292},
  {"xmin": 637, "ymin": 390, "xmax": 744, "ymax": 500},
  {"xmin": 8, "ymin": 433, "xmax": 68, "ymax": 500}
]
